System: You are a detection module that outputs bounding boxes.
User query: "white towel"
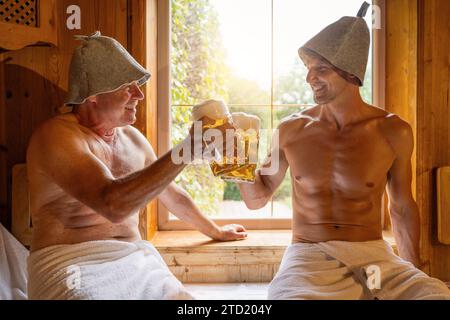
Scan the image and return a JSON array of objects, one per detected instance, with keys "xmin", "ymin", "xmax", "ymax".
[
  {"xmin": 27, "ymin": 240, "xmax": 194, "ymax": 300},
  {"xmin": 0, "ymin": 223, "xmax": 29, "ymax": 300},
  {"xmin": 268, "ymin": 240, "xmax": 450, "ymax": 300}
]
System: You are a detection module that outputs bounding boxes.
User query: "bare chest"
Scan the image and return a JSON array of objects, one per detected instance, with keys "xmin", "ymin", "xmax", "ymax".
[
  {"xmin": 284, "ymin": 124, "xmax": 395, "ymax": 194},
  {"xmin": 87, "ymin": 134, "xmax": 146, "ymax": 178}
]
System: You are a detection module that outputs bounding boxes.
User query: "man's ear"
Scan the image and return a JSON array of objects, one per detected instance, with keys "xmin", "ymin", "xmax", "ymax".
[
  {"xmin": 86, "ymin": 95, "xmax": 97, "ymax": 104},
  {"xmin": 348, "ymin": 74, "xmax": 362, "ymax": 86}
]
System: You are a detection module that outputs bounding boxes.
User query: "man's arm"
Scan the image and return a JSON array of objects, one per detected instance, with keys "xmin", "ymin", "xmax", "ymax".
[
  {"xmin": 386, "ymin": 118, "xmax": 421, "ymax": 267},
  {"xmin": 238, "ymin": 124, "xmax": 290, "ymax": 210},
  {"xmin": 140, "ymin": 136, "xmax": 247, "ymax": 241},
  {"xmin": 158, "ymin": 183, "xmax": 247, "ymax": 241},
  {"xmin": 27, "ymin": 120, "xmax": 193, "ymax": 223}
]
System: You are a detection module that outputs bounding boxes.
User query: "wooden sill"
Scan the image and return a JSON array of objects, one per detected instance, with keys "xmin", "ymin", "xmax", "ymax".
[
  {"xmin": 152, "ymin": 230, "xmax": 396, "ymax": 250},
  {"xmin": 151, "ymin": 230, "xmax": 397, "ymax": 283},
  {"xmin": 152, "ymin": 230, "xmax": 292, "ymax": 250}
]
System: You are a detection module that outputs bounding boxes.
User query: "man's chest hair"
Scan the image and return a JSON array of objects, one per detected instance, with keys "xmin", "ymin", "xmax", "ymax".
[{"xmin": 88, "ymin": 136, "xmax": 146, "ymax": 177}]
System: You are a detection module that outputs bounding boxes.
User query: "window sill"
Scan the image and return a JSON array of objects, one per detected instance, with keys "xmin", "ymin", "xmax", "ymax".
[
  {"xmin": 152, "ymin": 229, "xmax": 292, "ymax": 250},
  {"xmin": 151, "ymin": 230, "xmax": 397, "ymax": 283}
]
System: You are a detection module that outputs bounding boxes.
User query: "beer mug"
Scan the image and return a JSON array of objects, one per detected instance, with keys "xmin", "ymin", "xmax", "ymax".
[
  {"xmin": 220, "ymin": 112, "xmax": 260, "ymax": 184},
  {"xmin": 191, "ymin": 100, "xmax": 241, "ymax": 176}
]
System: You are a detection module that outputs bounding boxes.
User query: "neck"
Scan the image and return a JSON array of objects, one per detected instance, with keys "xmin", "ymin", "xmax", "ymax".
[
  {"xmin": 73, "ymin": 104, "xmax": 117, "ymax": 142},
  {"xmin": 319, "ymin": 87, "xmax": 366, "ymax": 130}
]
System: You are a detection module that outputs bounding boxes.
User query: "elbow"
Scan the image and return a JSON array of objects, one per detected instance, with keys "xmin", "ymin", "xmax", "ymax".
[
  {"xmin": 244, "ymin": 197, "xmax": 270, "ymax": 210},
  {"xmin": 389, "ymin": 200, "xmax": 419, "ymax": 221},
  {"xmin": 238, "ymin": 182, "xmax": 271, "ymax": 210},
  {"xmin": 101, "ymin": 183, "xmax": 130, "ymax": 223}
]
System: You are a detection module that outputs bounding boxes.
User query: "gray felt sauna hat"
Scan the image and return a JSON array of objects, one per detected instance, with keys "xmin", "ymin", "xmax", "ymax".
[
  {"xmin": 298, "ymin": 2, "xmax": 371, "ymax": 86},
  {"xmin": 65, "ymin": 31, "xmax": 151, "ymax": 105}
]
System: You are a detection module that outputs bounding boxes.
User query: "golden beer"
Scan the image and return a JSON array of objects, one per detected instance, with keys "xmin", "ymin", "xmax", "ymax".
[
  {"xmin": 192, "ymin": 100, "xmax": 241, "ymax": 177},
  {"xmin": 220, "ymin": 112, "xmax": 260, "ymax": 183}
]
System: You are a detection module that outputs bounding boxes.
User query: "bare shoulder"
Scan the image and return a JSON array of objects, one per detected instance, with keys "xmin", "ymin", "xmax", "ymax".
[
  {"xmin": 121, "ymin": 125, "xmax": 157, "ymax": 161},
  {"xmin": 276, "ymin": 106, "xmax": 319, "ymax": 147},
  {"xmin": 27, "ymin": 114, "xmax": 86, "ymax": 168},
  {"xmin": 278, "ymin": 106, "xmax": 319, "ymax": 132},
  {"xmin": 29, "ymin": 114, "xmax": 81, "ymax": 148},
  {"xmin": 122, "ymin": 126, "xmax": 152, "ymax": 148},
  {"xmin": 378, "ymin": 112, "xmax": 414, "ymax": 154}
]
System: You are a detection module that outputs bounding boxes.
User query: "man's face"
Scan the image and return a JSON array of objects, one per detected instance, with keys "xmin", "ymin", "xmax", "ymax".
[
  {"xmin": 94, "ymin": 82, "xmax": 144, "ymax": 126},
  {"xmin": 305, "ymin": 56, "xmax": 350, "ymax": 105}
]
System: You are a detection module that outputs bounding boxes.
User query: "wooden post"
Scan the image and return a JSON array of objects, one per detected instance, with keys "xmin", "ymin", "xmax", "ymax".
[{"xmin": 128, "ymin": 0, "xmax": 159, "ymax": 240}]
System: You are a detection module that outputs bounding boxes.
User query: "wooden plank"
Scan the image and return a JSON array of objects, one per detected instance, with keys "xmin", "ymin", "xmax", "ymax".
[
  {"xmin": 386, "ymin": 0, "xmax": 418, "ymax": 199},
  {"xmin": 128, "ymin": 0, "xmax": 159, "ymax": 240},
  {"xmin": 384, "ymin": 0, "xmax": 449, "ymax": 277},
  {"xmin": 417, "ymin": 0, "xmax": 450, "ymax": 281},
  {"xmin": 146, "ymin": 0, "xmax": 159, "ymax": 240},
  {"xmin": 2, "ymin": 44, "xmax": 62, "ymax": 236},
  {"xmin": 11, "ymin": 164, "xmax": 31, "ymax": 247},
  {"xmin": 156, "ymin": 0, "xmax": 172, "ymax": 231},
  {"xmin": 161, "ymin": 249, "xmax": 284, "ymax": 267},
  {"xmin": 153, "ymin": 230, "xmax": 396, "ymax": 250},
  {"xmin": 152, "ymin": 230, "xmax": 292, "ymax": 249},
  {"xmin": 437, "ymin": 167, "xmax": 450, "ymax": 244},
  {"xmin": 170, "ymin": 264, "xmax": 280, "ymax": 283}
]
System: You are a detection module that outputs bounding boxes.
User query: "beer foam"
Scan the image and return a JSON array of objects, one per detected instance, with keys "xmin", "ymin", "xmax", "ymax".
[
  {"xmin": 232, "ymin": 112, "xmax": 261, "ymax": 131},
  {"xmin": 192, "ymin": 100, "xmax": 230, "ymax": 121}
]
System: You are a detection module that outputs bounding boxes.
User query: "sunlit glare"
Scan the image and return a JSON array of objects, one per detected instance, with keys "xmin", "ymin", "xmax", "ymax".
[{"xmin": 212, "ymin": 0, "xmax": 373, "ymax": 90}]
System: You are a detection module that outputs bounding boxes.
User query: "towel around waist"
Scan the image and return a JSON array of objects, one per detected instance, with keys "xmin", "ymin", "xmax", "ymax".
[
  {"xmin": 27, "ymin": 240, "xmax": 165, "ymax": 299},
  {"xmin": 28, "ymin": 240, "xmax": 158, "ymax": 270}
]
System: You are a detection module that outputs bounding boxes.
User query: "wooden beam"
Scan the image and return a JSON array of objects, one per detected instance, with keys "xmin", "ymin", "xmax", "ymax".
[
  {"xmin": 128, "ymin": 0, "xmax": 159, "ymax": 240},
  {"xmin": 384, "ymin": 0, "xmax": 419, "ymax": 256}
]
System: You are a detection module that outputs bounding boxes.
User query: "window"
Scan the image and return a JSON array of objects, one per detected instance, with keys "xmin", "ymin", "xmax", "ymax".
[{"xmin": 157, "ymin": 0, "xmax": 383, "ymax": 230}]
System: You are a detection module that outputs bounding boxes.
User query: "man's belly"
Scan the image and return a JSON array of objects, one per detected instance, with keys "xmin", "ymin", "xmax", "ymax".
[
  {"xmin": 291, "ymin": 187, "xmax": 384, "ymax": 243},
  {"xmin": 30, "ymin": 213, "xmax": 141, "ymax": 252},
  {"xmin": 292, "ymin": 221, "xmax": 383, "ymax": 243},
  {"xmin": 291, "ymin": 198, "xmax": 383, "ymax": 243}
]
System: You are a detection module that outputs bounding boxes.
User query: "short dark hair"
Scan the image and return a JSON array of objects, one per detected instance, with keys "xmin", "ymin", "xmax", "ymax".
[{"xmin": 302, "ymin": 48, "xmax": 361, "ymax": 86}]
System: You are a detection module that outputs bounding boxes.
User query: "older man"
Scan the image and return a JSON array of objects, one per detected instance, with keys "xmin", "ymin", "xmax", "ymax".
[
  {"xmin": 238, "ymin": 3, "xmax": 450, "ymax": 300},
  {"xmin": 26, "ymin": 31, "xmax": 246, "ymax": 300}
]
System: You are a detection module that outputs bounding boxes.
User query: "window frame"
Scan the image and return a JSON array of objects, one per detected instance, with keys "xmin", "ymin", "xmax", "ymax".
[{"xmin": 156, "ymin": 0, "xmax": 386, "ymax": 231}]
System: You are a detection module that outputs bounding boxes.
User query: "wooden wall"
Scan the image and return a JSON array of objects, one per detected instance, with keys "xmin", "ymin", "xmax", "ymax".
[
  {"xmin": 386, "ymin": 0, "xmax": 450, "ymax": 281},
  {"xmin": 416, "ymin": 0, "xmax": 450, "ymax": 281},
  {"xmin": 0, "ymin": 0, "xmax": 158, "ymax": 239}
]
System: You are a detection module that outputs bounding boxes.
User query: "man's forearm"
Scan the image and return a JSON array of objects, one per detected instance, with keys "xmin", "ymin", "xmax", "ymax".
[
  {"xmin": 167, "ymin": 190, "xmax": 221, "ymax": 239},
  {"xmin": 390, "ymin": 202, "xmax": 421, "ymax": 267},
  {"xmin": 103, "ymin": 149, "xmax": 187, "ymax": 222}
]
